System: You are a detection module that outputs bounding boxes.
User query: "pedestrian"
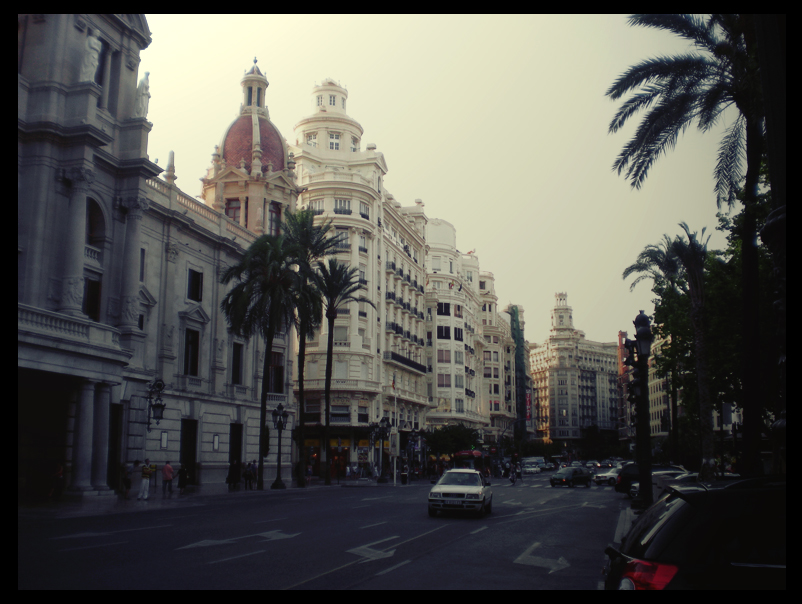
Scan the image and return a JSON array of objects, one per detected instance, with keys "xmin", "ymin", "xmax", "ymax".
[
  {"xmin": 47, "ymin": 461, "xmax": 64, "ymax": 502},
  {"xmin": 306, "ymin": 462, "xmax": 312, "ymax": 486},
  {"xmin": 137, "ymin": 458, "xmax": 153, "ymax": 500},
  {"xmin": 243, "ymin": 462, "xmax": 253, "ymax": 491},
  {"xmin": 227, "ymin": 460, "xmax": 239, "ymax": 492},
  {"xmin": 121, "ymin": 462, "xmax": 132, "ymax": 499},
  {"xmin": 177, "ymin": 463, "xmax": 188, "ymax": 495},
  {"xmin": 162, "ymin": 460, "xmax": 174, "ymax": 497}
]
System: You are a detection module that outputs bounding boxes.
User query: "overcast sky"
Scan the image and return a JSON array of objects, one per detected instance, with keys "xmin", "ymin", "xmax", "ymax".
[{"xmin": 140, "ymin": 14, "xmax": 737, "ymax": 346}]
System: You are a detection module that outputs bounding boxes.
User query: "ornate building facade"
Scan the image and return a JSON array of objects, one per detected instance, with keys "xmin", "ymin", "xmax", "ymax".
[{"xmin": 529, "ymin": 293, "xmax": 618, "ymax": 456}]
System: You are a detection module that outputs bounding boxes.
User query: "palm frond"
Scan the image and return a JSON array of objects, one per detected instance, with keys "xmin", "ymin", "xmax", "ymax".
[
  {"xmin": 628, "ymin": 14, "xmax": 719, "ymax": 54},
  {"xmin": 714, "ymin": 114, "xmax": 745, "ymax": 208}
]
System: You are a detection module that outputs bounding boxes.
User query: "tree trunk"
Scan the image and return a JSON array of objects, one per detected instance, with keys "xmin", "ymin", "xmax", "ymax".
[
  {"xmin": 295, "ymin": 320, "xmax": 307, "ymax": 488},
  {"xmin": 323, "ymin": 312, "xmax": 336, "ymax": 485},
  {"xmin": 257, "ymin": 326, "xmax": 275, "ymax": 491},
  {"xmin": 691, "ymin": 307, "xmax": 715, "ymax": 482}
]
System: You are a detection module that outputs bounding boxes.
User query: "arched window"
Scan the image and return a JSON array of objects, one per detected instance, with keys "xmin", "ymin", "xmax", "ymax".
[{"xmin": 85, "ymin": 198, "xmax": 105, "ymax": 246}]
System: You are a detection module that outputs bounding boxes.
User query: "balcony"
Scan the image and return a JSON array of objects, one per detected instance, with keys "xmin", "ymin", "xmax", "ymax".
[
  {"xmin": 359, "ymin": 212, "xmax": 370, "ymax": 220},
  {"xmin": 385, "ymin": 261, "xmax": 396, "ymax": 273},
  {"xmin": 383, "ymin": 351, "xmax": 426, "ymax": 374},
  {"xmin": 333, "ymin": 208, "xmax": 352, "ymax": 215}
]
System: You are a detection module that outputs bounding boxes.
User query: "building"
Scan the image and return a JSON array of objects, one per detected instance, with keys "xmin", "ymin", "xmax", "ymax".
[
  {"xmin": 529, "ymin": 294, "xmax": 618, "ymax": 456},
  {"xmin": 18, "ymin": 14, "xmax": 295, "ymax": 497},
  {"xmin": 290, "ymin": 79, "xmax": 429, "ymax": 477},
  {"xmin": 424, "ymin": 220, "xmax": 485, "ymax": 434}
]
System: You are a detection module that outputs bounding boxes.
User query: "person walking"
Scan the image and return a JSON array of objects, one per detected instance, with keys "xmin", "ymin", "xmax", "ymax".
[
  {"xmin": 162, "ymin": 460, "xmax": 174, "ymax": 497},
  {"xmin": 137, "ymin": 459, "xmax": 153, "ymax": 500},
  {"xmin": 176, "ymin": 463, "xmax": 188, "ymax": 495},
  {"xmin": 226, "ymin": 460, "xmax": 239, "ymax": 492},
  {"xmin": 243, "ymin": 462, "xmax": 253, "ymax": 491}
]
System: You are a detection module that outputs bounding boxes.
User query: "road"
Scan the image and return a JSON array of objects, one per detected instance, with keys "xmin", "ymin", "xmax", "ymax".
[{"xmin": 19, "ymin": 474, "xmax": 633, "ymax": 590}]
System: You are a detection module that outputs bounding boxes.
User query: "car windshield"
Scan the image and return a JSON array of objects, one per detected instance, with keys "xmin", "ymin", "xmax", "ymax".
[{"xmin": 439, "ymin": 472, "xmax": 481, "ymax": 487}]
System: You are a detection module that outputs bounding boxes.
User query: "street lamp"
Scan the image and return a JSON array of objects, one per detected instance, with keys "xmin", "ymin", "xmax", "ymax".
[
  {"xmin": 146, "ymin": 379, "xmax": 166, "ymax": 433},
  {"xmin": 371, "ymin": 417, "xmax": 391, "ymax": 483},
  {"xmin": 271, "ymin": 403, "xmax": 290, "ymax": 490},
  {"xmin": 632, "ymin": 310, "xmax": 654, "ymax": 509}
]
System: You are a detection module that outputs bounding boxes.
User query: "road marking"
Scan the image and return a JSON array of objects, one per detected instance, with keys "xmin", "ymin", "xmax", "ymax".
[
  {"xmin": 207, "ymin": 550, "xmax": 266, "ymax": 564},
  {"xmin": 375, "ymin": 559, "xmax": 411, "ymax": 576},
  {"xmin": 176, "ymin": 530, "xmax": 300, "ymax": 550},
  {"xmin": 58, "ymin": 541, "xmax": 128, "ymax": 552},
  {"xmin": 470, "ymin": 526, "xmax": 488, "ymax": 534},
  {"xmin": 361, "ymin": 496, "xmax": 392, "ymax": 501},
  {"xmin": 360, "ymin": 521, "xmax": 387, "ymax": 529},
  {"xmin": 582, "ymin": 502, "xmax": 606, "ymax": 509},
  {"xmin": 254, "ymin": 517, "xmax": 288, "ymax": 524},
  {"xmin": 513, "ymin": 542, "xmax": 570, "ymax": 573},
  {"xmin": 53, "ymin": 525, "xmax": 173, "ymax": 539},
  {"xmin": 346, "ymin": 536, "xmax": 399, "ymax": 562}
]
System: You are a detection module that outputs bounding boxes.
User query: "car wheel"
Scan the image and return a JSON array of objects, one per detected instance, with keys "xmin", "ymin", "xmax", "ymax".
[
  {"xmin": 568, "ymin": 480, "xmax": 573, "ymax": 488},
  {"xmin": 585, "ymin": 479, "xmax": 590, "ymax": 487},
  {"xmin": 428, "ymin": 507, "xmax": 438, "ymax": 517},
  {"xmin": 551, "ymin": 483, "xmax": 555, "ymax": 487},
  {"xmin": 485, "ymin": 498, "xmax": 492, "ymax": 515}
]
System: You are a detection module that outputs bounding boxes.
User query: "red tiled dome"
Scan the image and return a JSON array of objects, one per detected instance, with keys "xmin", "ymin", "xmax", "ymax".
[{"xmin": 221, "ymin": 114, "xmax": 285, "ymax": 174}]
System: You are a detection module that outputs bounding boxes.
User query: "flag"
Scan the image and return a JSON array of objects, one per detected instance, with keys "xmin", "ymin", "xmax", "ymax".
[
  {"xmin": 458, "ymin": 282, "xmax": 463, "ymax": 292},
  {"xmin": 392, "ymin": 375, "xmax": 395, "ymax": 390},
  {"xmin": 467, "ymin": 249, "xmax": 475, "ymax": 255},
  {"xmin": 449, "ymin": 281, "xmax": 454, "ymax": 289}
]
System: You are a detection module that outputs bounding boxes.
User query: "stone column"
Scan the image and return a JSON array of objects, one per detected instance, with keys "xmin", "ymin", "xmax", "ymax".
[
  {"xmin": 119, "ymin": 196, "xmax": 149, "ymax": 329},
  {"xmin": 350, "ymin": 227, "xmax": 360, "ymax": 343},
  {"xmin": 71, "ymin": 379, "xmax": 97, "ymax": 490},
  {"xmin": 91, "ymin": 383, "xmax": 112, "ymax": 490},
  {"xmin": 99, "ymin": 46, "xmax": 112, "ymax": 109},
  {"xmin": 59, "ymin": 168, "xmax": 95, "ymax": 316}
]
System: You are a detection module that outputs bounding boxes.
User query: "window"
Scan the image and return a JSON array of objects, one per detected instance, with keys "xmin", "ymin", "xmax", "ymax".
[
  {"xmin": 432, "ymin": 256, "xmax": 441, "ymax": 271},
  {"xmin": 436, "ymin": 326, "xmax": 450, "ymax": 340},
  {"xmin": 335, "ymin": 228, "xmax": 349, "ymax": 247},
  {"xmin": 310, "ymin": 199, "xmax": 324, "ymax": 212},
  {"xmin": 466, "ymin": 271, "xmax": 473, "ymax": 282},
  {"xmin": 484, "ymin": 367, "xmax": 492, "ymax": 378},
  {"xmin": 225, "ymin": 199, "xmax": 241, "ymax": 223},
  {"xmin": 329, "ymin": 133, "xmax": 340, "ymax": 150},
  {"xmin": 184, "ymin": 329, "xmax": 200, "ymax": 376},
  {"xmin": 342, "ymin": 97, "xmax": 346, "ymax": 110},
  {"xmin": 483, "ymin": 351, "xmax": 491, "ymax": 362},
  {"xmin": 454, "ymin": 327, "xmax": 464, "ymax": 342},
  {"xmin": 317, "ymin": 95, "xmax": 323, "ymax": 106},
  {"xmin": 455, "ymin": 374, "xmax": 464, "ymax": 389},
  {"xmin": 433, "ymin": 281, "xmax": 441, "ymax": 290},
  {"xmin": 83, "ymin": 277, "xmax": 101, "ymax": 322},
  {"xmin": 334, "ymin": 326, "xmax": 349, "ymax": 342},
  {"xmin": 247, "ymin": 86, "xmax": 253, "ymax": 106},
  {"xmin": 449, "ymin": 260, "xmax": 453, "ymax": 274},
  {"xmin": 268, "ymin": 202, "xmax": 281, "ymax": 236},
  {"xmin": 232, "ymin": 343, "xmax": 244, "ymax": 385},
  {"xmin": 437, "ymin": 302, "xmax": 450, "ymax": 316},
  {"xmin": 351, "ymin": 137, "xmax": 358, "ymax": 152},
  {"xmin": 334, "ymin": 198, "xmax": 351, "ymax": 214},
  {"xmin": 437, "ymin": 373, "xmax": 451, "ymax": 388},
  {"xmin": 306, "ymin": 133, "xmax": 317, "ymax": 147},
  {"xmin": 187, "ymin": 269, "xmax": 203, "ymax": 302},
  {"xmin": 454, "ymin": 350, "xmax": 464, "ymax": 365},
  {"xmin": 455, "ymin": 399, "xmax": 464, "ymax": 413},
  {"xmin": 437, "ymin": 349, "xmax": 451, "ymax": 364},
  {"xmin": 139, "ymin": 248, "xmax": 146, "ymax": 283},
  {"xmin": 479, "ymin": 281, "xmax": 486, "ymax": 290},
  {"xmin": 454, "ymin": 305, "xmax": 463, "ymax": 318},
  {"xmin": 329, "ymin": 94, "xmax": 336, "ymax": 106},
  {"xmin": 359, "ymin": 202, "xmax": 370, "ymax": 219},
  {"xmin": 269, "ymin": 352, "xmax": 284, "ymax": 393}
]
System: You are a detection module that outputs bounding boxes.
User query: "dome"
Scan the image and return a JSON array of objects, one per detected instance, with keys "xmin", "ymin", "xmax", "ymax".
[{"xmin": 221, "ymin": 114, "xmax": 285, "ymax": 174}]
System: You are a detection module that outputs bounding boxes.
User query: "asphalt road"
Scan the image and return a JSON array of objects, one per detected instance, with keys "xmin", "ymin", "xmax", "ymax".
[{"xmin": 19, "ymin": 474, "xmax": 633, "ymax": 590}]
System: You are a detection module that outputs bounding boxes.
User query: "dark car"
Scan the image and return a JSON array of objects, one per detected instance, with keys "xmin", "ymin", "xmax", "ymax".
[
  {"xmin": 615, "ymin": 463, "xmax": 685, "ymax": 494},
  {"xmin": 604, "ymin": 477, "xmax": 786, "ymax": 590},
  {"xmin": 550, "ymin": 466, "xmax": 592, "ymax": 488}
]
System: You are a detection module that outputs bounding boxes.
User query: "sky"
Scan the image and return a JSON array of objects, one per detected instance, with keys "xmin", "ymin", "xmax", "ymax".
[{"xmin": 140, "ymin": 14, "xmax": 738, "ymax": 346}]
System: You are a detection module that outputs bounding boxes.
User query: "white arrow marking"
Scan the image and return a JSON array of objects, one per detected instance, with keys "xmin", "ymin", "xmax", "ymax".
[
  {"xmin": 513, "ymin": 542, "xmax": 570, "ymax": 574},
  {"xmin": 360, "ymin": 521, "xmax": 388, "ymax": 529},
  {"xmin": 503, "ymin": 499, "xmax": 523, "ymax": 506},
  {"xmin": 346, "ymin": 536, "xmax": 398, "ymax": 562},
  {"xmin": 177, "ymin": 530, "xmax": 300, "ymax": 550}
]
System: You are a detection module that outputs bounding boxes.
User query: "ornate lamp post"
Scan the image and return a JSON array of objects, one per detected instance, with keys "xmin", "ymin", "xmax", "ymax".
[
  {"xmin": 271, "ymin": 403, "xmax": 290, "ymax": 490},
  {"xmin": 146, "ymin": 379, "xmax": 166, "ymax": 433},
  {"xmin": 632, "ymin": 310, "xmax": 654, "ymax": 508}
]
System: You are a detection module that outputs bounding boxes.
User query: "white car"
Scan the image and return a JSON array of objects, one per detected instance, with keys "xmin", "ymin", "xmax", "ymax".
[
  {"xmin": 428, "ymin": 469, "xmax": 492, "ymax": 517},
  {"xmin": 594, "ymin": 466, "xmax": 622, "ymax": 486},
  {"xmin": 523, "ymin": 463, "xmax": 541, "ymax": 475}
]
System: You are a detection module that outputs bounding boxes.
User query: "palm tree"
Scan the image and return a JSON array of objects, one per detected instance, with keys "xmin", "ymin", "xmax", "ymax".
[
  {"xmin": 315, "ymin": 258, "xmax": 375, "ymax": 485},
  {"xmin": 670, "ymin": 223, "xmax": 715, "ymax": 480},
  {"xmin": 283, "ymin": 210, "xmax": 337, "ymax": 487},
  {"xmin": 624, "ymin": 224, "xmax": 715, "ymax": 479},
  {"xmin": 607, "ymin": 14, "xmax": 765, "ymax": 474},
  {"xmin": 220, "ymin": 234, "xmax": 300, "ymax": 490}
]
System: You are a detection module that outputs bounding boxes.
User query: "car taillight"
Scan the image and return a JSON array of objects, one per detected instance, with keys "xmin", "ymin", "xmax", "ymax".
[
  {"xmin": 618, "ymin": 559, "xmax": 678, "ymax": 590},
  {"xmin": 616, "ymin": 475, "xmax": 621, "ymax": 484}
]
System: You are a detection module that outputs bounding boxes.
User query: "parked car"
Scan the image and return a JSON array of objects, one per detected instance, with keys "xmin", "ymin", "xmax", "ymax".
[
  {"xmin": 604, "ymin": 477, "xmax": 786, "ymax": 589},
  {"xmin": 586, "ymin": 460, "xmax": 600, "ymax": 470},
  {"xmin": 428, "ymin": 469, "xmax": 492, "ymax": 517},
  {"xmin": 550, "ymin": 467, "xmax": 592, "ymax": 488},
  {"xmin": 615, "ymin": 463, "xmax": 685, "ymax": 494},
  {"xmin": 594, "ymin": 466, "xmax": 622, "ymax": 486},
  {"xmin": 629, "ymin": 470, "xmax": 688, "ymax": 498}
]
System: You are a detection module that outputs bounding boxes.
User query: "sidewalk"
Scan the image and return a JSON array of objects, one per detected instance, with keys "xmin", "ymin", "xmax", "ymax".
[{"xmin": 17, "ymin": 476, "xmax": 428, "ymax": 520}]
